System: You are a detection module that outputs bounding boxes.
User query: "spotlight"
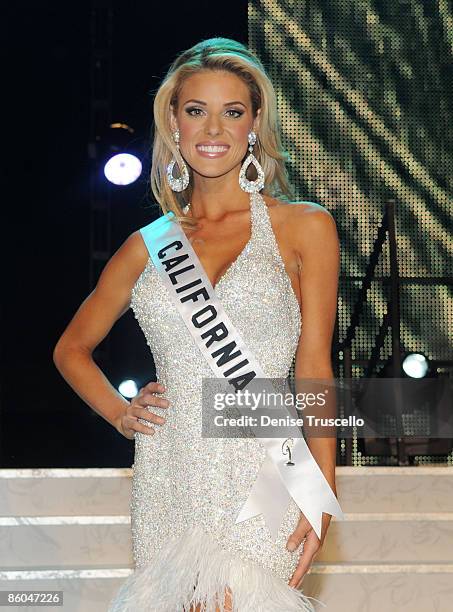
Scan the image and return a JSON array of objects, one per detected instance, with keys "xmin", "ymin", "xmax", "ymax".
[
  {"xmin": 104, "ymin": 153, "xmax": 142, "ymax": 186},
  {"xmin": 101, "ymin": 122, "xmax": 143, "ymax": 186},
  {"xmin": 402, "ymin": 353, "xmax": 429, "ymax": 378},
  {"xmin": 118, "ymin": 379, "xmax": 139, "ymax": 399}
]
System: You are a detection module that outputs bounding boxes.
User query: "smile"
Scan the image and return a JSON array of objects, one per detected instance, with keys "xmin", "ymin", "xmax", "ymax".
[{"xmin": 196, "ymin": 144, "xmax": 230, "ymax": 157}]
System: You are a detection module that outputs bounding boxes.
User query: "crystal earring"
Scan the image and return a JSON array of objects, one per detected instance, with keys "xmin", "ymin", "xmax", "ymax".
[
  {"xmin": 166, "ymin": 129, "xmax": 190, "ymax": 192},
  {"xmin": 239, "ymin": 131, "xmax": 265, "ymax": 193}
]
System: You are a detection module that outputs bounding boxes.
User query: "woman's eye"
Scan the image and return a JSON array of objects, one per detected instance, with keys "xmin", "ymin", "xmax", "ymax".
[
  {"xmin": 185, "ymin": 107, "xmax": 204, "ymax": 116},
  {"xmin": 226, "ymin": 109, "xmax": 243, "ymax": 118}
]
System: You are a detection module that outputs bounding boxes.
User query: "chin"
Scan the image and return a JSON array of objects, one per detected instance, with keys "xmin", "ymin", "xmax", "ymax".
[{"xmin": 189, "ymin": 161, "xmax": 239, "ymax": 180}]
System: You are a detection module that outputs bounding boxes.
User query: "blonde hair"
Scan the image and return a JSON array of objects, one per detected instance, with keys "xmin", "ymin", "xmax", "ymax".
[{"xmin": 150, "ymin": 37, "xmax": 293, "ymax": 228}]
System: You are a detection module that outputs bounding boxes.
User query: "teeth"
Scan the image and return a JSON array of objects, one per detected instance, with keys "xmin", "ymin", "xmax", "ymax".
[{"xmin": 197, "ymin": 145, "xmax": 228, "ymax": 153}]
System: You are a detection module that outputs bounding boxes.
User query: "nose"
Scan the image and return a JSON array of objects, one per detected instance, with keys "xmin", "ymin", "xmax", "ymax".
[{"xmin": 205, "ymin": 114, "xmax": 222, "ymax": 137}]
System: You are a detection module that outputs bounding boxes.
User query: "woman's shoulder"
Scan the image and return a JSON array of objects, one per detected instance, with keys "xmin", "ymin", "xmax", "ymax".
[
  {"xmin": 263, "ymin": 195, "xmax": 338, "ymax": 253},
  {"xmin": 264, "ymin": 195, "xmax": 335, "ymax": 226},
  {"xmin": 122, "ymin": 229, "xmax": 149, "ymax": 259},
  {"xmin": 110, "ymin": 229, "xmax": 150, "ymax": 286}
]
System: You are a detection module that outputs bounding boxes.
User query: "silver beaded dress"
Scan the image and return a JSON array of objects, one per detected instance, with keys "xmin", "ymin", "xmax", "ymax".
[{"xmin": 107, "ymin": 193, "xmax": 320, "ymax": 612}]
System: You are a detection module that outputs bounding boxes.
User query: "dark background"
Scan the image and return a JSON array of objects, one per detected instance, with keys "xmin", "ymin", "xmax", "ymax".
[{"xmin": 2, "ymin": 1, "xmax": 248, "ymax": 467}]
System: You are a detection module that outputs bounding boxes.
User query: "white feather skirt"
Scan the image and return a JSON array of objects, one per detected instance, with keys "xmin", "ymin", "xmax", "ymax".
[{"xmin": 107, "ymin": 524, "xmax": 323, "ymax": 612}]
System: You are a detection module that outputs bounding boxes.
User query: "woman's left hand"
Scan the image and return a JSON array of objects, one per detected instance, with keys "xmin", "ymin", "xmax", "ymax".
[{"xmin": 286, "ymin": 511, "xmax": 331, "ymax": 588}]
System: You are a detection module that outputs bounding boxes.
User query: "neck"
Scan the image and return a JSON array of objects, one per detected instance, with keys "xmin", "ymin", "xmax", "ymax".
[{"xmin": 187, "ymin": 169, "xmax": 251, "ymax": 221}]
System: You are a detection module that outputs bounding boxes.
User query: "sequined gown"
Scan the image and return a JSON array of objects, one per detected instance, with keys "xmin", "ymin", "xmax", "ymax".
[{"xmin": 108, "ymin": 193, "xmax": 319, "ymax": 612}]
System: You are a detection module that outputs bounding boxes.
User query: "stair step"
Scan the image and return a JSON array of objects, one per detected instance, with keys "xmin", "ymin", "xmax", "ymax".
[
  {"xmin": 0, "ymin": 469, "xmax": 131, "ymax": 516},
  {"xmin": 2, "ymin": 467, "xmax": 453, "ymax": 515},
  {"xmin": 317, "ymin": 514, "xmax": 453, "ymax": 562},
  {"xmin": 338, "ymin": 466, "xmax": 453, "ymax": 512},
  {"xmin": 2, "ymin": 512, "xmax": 453, "ymax": 566},
  {"xmin": 0, "ymin": 519, "xmax": 133, "ymax": 569},
  {"xmin": 303, "ymin": 568, "xmax": 453, "ymax": 612},
  {"xmin": 2, "ymin": 467, "xmax": 453, "ymax": 516}
]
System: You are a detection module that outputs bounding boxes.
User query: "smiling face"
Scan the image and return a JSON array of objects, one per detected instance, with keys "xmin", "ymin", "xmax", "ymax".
[{"xmin": 170, "ymin": 70, "xmax": 260, "ymax": 183}]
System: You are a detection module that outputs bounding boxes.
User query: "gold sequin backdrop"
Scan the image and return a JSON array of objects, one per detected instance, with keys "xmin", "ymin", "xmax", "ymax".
[{"xmin": 249, "ymin": 0, "xmax": 452, "ymax": 372}]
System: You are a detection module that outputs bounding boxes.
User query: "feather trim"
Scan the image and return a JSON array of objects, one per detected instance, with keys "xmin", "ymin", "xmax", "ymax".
[{"xmin": 108, "ymin": 525, "xmax": 324, "ymax": 611}]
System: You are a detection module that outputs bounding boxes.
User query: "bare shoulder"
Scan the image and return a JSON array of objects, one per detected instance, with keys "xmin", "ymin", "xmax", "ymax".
[
  {"xmin": 290, "ymin": 202, "xmax": 338, "ymax": 259},
  {"xmin": 117, "ymin": 230, "xmax": 149, "ymax": 270},
  {"xmin": 290, "ymin": 200, "xmax": 336, "ymax": 231},
  {"xmin": 283, "ymin": 198, "xmax": 334, "ymax": 220},
  {"xmin": 263, "ymin": 194, "xmax": 333, "ymax": 220},
  {"xmin": 264, "ymin": 196, "xmax": 338, "ymax": 251},
  {"xmin": 120, "ymin": 229, "xmax": 149, "ymax": 266},
  {"xmin": 97, "ymin": 228, "xmax": 150, "ymax": 293}
]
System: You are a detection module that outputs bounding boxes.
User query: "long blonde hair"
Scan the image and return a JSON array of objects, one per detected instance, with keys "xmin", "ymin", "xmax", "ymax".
[{"xmin": 150, "ymin": 37, "xmax": 293, "ymax": 228}]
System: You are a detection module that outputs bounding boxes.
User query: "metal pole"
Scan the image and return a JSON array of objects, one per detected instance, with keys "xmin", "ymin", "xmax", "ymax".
[{"xmin": 387, "ymin": 199, "xmax": 407, "ymax": 464}]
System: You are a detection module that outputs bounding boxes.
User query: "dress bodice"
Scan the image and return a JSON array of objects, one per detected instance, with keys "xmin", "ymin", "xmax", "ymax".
[{"xmin": 130, "ymin": 191, "xmax": 301, "ymax": 388}]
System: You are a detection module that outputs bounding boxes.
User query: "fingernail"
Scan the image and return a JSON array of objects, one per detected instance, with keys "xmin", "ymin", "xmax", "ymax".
[{"xmin": 286, "ymin": 542, "xmax": 296, "ymax": 551}]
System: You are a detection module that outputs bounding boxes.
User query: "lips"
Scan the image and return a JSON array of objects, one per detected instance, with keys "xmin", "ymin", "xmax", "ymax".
[
  {"xmin": 197, "ymin": 142, "xmax": 230, "ymax": 153},
  {"xmin": 195, "ymin": 142, "xmax": 230, "ymax": 157}
]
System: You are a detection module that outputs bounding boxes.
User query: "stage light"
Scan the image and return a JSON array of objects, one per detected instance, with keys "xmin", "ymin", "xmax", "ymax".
[
  {"xmin": 118, "ymin": 379, "xmax": 139, "ymax": 399},
  {"xmin": 402, "ymin": 353, "xmax": 429, "ymax": 378},
  {"xmin": 97, "ymin": 122, "xmax": 143, "ymax": 186},
  {"xmin": 104, "ymin": 153, "xmax": 142, "ymax": 186}
]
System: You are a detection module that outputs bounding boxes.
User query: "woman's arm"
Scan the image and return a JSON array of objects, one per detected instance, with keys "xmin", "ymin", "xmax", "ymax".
[
  {"xmin": 292, "ymin": 205, "xmax": 340, "ymax": 492},
  {"xmin": 53, "ymin": 230, "xmax": 150, "ymax": 433},
  {"xmin": 285, "ymin": 203, "xmax": 340, "ymax": 588}
]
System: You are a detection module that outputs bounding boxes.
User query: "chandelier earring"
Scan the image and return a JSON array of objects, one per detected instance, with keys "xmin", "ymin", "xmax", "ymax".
[
  {"xmin": 166, "ymin": 129, "xmax": 190, "ymax": 192},
  {"xmin": 239, "ymin": 130, "xmax": 265, "ymax": 193}
]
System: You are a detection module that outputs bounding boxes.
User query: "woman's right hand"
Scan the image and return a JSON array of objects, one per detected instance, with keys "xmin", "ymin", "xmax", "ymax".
[{"xmin": 116, "ymin": 381, "xmax": 170, "ymax": 440}]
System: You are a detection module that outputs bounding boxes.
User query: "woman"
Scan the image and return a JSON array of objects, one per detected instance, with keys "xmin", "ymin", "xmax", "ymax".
[{"xmin": 53, "ymin": 37, "xmax": 341, "ymax": 611}]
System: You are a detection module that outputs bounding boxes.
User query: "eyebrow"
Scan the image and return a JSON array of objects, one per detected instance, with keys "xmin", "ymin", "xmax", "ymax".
[{"xmin": 183, "ymin": 99, "xmax": 247, "ymax": 108}]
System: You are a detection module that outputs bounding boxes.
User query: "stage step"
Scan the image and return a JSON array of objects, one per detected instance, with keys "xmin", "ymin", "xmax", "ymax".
[
  {"xmin": 1, "ymin": 467, "xmax": 452, "ymax": 611},
  {"xmin": 2, "ymin": 511, "xmax": 453, "ymax": 568}
]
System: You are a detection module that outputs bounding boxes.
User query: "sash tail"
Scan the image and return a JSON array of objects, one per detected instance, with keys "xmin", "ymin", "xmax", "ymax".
[{"xmin": 236, "ymin": 437, "xmax": 345, "ymax": 541}]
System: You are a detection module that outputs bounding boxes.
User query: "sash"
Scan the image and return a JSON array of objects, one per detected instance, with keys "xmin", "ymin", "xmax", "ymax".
[{"xmin": 139, "ymin": 211, "xmax": 345, "ymax": 541}]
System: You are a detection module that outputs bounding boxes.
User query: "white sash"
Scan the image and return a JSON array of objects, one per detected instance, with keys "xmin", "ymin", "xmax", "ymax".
[{"xmin": 139, "ymin": 210, "xmax": 344, "ymax": 541}]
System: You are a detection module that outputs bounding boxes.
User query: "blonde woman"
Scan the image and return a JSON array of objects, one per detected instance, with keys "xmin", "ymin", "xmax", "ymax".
[{"xmin": 54, "ymin": 38, "xmax": 341, "ymax": 611}]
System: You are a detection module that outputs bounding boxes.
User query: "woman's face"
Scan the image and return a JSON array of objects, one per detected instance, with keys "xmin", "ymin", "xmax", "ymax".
[{"xmin": 170, "ymin": 70, "xmax": 260, "ymax": 182}]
